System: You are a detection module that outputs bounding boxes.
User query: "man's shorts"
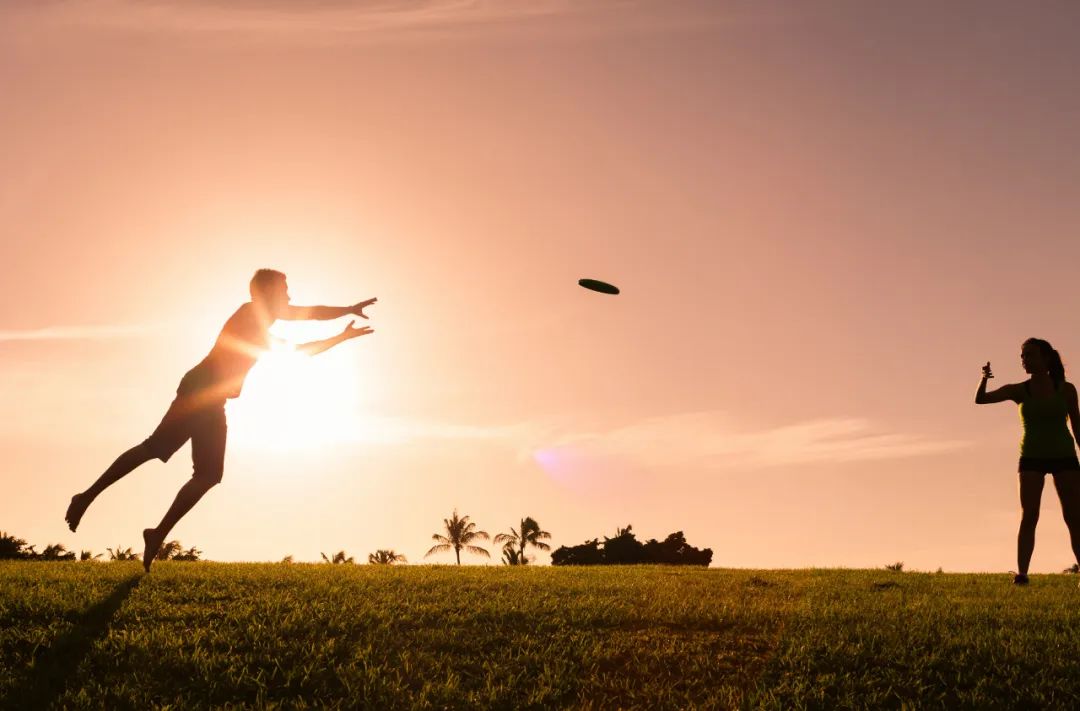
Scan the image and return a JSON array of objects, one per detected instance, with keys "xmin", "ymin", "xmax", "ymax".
[{"xmin": 143, "ymin": 392, "xmax": 228, "ymax": 484}]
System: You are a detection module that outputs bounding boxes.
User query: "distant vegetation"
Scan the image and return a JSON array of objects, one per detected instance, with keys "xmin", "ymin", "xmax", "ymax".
[
  {"xmin": 106, "ymin": 546, "xmax": 138, "ymax": 561},
  {"xmin": 368, "ymin": 550, "xmax": 407, "ymax": 565},
  {"xmin": 156, "ymin": 541, "xmax": 203, "ymax": 562},
  {"xmin": 494, "ymin": 517, "xmax": 551, "ymax": 566},
  {"xmin": 551, "ymin": 525, "xmax": 712, "ymax": 566},
  {"xmin": 0, "ymin": 534, "xmax": 79, "ymax": 561},
  {"xmin": 1, "ymin": 532, "xmax": 205, "ymax": 562},
  {"xmin": 5, "ymin": 517, "xmax": 716, "ymax": 568},
  {"xmin": 321, "ymin": 551, "xmax": 355, "ymax": 564},
  {"xmin": 425, "ymin": 510, "xmax": 490, "ymax": 565}
]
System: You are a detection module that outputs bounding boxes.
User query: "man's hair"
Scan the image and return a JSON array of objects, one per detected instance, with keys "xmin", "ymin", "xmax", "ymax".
[{"xmin": 250, "ymin": 269, "xmax": 286, "ymax": 300}]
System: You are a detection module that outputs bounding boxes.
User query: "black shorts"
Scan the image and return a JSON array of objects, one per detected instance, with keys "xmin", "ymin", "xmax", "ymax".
[
  {"xmin": 143, "ymin": 391, "xmax": 228, "ymax": 484},
  {"xmin": 1017, "ymin": 456, "xmax": 1080, "ymax": 474}
]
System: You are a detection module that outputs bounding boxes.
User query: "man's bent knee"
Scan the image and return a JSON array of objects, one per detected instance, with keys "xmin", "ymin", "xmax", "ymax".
[{"xmin": 192, "ymin": 471, "xmax": 222, "ymax": 489}]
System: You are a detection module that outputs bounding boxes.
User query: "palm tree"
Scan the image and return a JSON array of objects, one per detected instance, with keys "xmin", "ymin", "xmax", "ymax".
[
  {"xmin": 79, "ymin": 550, "xmax": 102, "ymax": 561},
  {"xmin": 281, "ymin": 555, "xmax": 294, "ymax": 564},
  {"xmin": 368, "ymin": 549, "xmax": 407, "ymax": 565},
  {"xmin": 494, "ymin": 517, "xmax": 552, "ymax": 565},
  {"xmin": 40, "ymin": 543, "xmax": 76, "ymax": 561},
  {"xmin": 0, "ymin": 532, "xmax": 34, "ymax": 560},
  {"xmin": 106, "ymin": 546, "xmax": 137, "ymax": 561},
  {"xmin": 501, "ymin": 546, "xmax": 523, "ymax": 566},
  {"xmin": 425, "ymin": 509, "xmax": 490, "ymax": 565},
  {"xmin": 321, "ymin": 550, "xmax": 355, "ymax": 564},
  {"xmin": 172, "ymin": 546, "xmax": 202, "ymax": 562}
]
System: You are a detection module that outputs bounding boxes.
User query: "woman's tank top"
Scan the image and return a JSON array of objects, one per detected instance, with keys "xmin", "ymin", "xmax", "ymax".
[{"xmin": 1019, "ymin": 381, "xmax": 1076, "ymax": 458}]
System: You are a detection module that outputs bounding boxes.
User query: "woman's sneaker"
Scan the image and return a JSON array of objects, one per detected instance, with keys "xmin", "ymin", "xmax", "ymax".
[{"xmin": 1013, "ymin": 573, "xmax": 1030, "ymax": 585}]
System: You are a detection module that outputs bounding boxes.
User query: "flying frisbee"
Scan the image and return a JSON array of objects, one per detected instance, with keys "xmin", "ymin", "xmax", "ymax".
[{"xmin": 578, "ymin": 278, "xmax": 620, "ymax": 295}]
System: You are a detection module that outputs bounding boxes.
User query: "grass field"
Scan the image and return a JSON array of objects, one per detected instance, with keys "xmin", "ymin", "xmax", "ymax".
[{"xmin": 3, "ymin": 563, "xmax": 1080, "ymax": 709}]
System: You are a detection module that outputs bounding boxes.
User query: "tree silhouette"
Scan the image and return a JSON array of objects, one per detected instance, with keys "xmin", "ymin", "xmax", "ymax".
[
  {"xmin": 146, "ymin": 540, "xmax": 203, "ymax": 561},
  {"xmin": 79, "ymin": 550, "xmax": 102, "ymax": 561},
  {"xmin": 602, "ymin": 524, "xmax": 645, "ymax": 564},
  {"xmin": 156, "ymin": 540, "xmax": 183, "ymax": 561},
  {"xmin": 39, "ymin": 544, "xmax": 76, "ymax": 561},
  {"xmin": 494, "ymin": 516, "xmax": 552, "ymax": 565},
  {"xmin": 0, "ymin": 532, "xmax": 35, "ymax": 560},
  {"xmin": 501, "ymin": 546, "xmax": 523, "ymax": 566},
  {"xmin": 550, "ymin": 538, "xmax": 603, "ymax": 566},
  {"xmin": 640, "ymin": 531, "xmax": 713, "ymax": 566},
  {"xmin": 106, "ymin": 546, "xmax": 138, "ymax": 561},
  {"xmin": 425, "ymin": 509, "xmax": 490, "ymax": 565},
  {"xmin": 172, "ymin": 546, "xmax": 202, "ymax": 561},
  {"xmin": 368, "ymin": 549, "xmax": 407, "ymax": 564},
  {"xmin": 321, "ymin": 551, "xmax": 355, "ymax": 564},
  {"xmin": 552, "ymin": 525, "xmax": 712, "ymax": 566},
  {"xmin": 281, "ymin": 555, "xmax": 294, "ymax": 564}
]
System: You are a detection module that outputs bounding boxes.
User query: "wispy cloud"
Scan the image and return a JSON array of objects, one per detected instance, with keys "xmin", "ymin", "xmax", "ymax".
[
  {"xmin": 4, "ymin": 0, "xmax": 765, "ymax": 39},
  {"xmin": 534, "ymin": 411, "xmax": 970, "ymax": 470},
  {"xmin": 8, "ymin": 0, "xmax": 588, "ymax": 34},
  {"xmin": 272, "ymin": 408, "xmax": 970, "ymax": 470},
  {"xmin": 0, "ymin": 323, "xmax": 155, "ymax": 342}
]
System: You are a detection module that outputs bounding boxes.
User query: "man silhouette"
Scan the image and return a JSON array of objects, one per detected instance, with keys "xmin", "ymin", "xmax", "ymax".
[{"xmin": 64, "ymin": 269, "xmax": 376, "ymax": 571}]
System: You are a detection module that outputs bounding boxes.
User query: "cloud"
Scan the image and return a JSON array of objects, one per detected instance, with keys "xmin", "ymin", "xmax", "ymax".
[
  {"xmin": 534, "ymin": 411, "xmax": 970, "ymax": 470},
  {"xmin": 3, "ymin": 0, "xmax": 766, "ymax": 40},
  {"xmin": 0, "ymin": 323, "xmax": 155, "ymax": 342},
  {"xmin": 337, "ymin": 414, "xmax": 532, "ymax": 446},
  {"xmin": 290, "ymin": 408, "xmax": 969, "ymax": 472},
  {"xmin": 6, "ymin": 0, "xmax": 588, "ymax": 35}
]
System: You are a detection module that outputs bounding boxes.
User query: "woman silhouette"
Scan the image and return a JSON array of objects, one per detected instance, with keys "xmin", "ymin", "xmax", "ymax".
[{"xmin": 976, "ymin": 338, "xmax": 1080, "ymax": 584}]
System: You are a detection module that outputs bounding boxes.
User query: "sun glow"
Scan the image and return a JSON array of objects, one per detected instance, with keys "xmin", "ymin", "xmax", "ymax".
[{"xmin": 227, "ymin": 324, "xmax": 364, "ymax": 451}]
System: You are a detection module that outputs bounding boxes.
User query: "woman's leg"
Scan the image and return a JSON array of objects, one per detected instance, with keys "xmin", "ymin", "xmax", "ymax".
[
  {"xmin": 1018, "ymin": 470, "xmax": 1046, "ymax": 576},
  {"xmin": 1052, "ymin": 470, "xmax": 1080, "ymax": 566}
]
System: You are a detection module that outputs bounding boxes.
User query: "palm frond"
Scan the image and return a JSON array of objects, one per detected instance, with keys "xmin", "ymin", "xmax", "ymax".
[
  {"xmin": 466, "ymin": 545, "xmax": 490, "ymax": 558},
  {"xmin": 425, "ymin": 544, "xmax": 452, "ymax": 558}
]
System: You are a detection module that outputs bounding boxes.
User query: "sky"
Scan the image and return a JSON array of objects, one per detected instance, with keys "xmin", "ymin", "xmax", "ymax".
[{"xmin": 3, "ymin": 0, "xmax": 1080, "ymax": 571}]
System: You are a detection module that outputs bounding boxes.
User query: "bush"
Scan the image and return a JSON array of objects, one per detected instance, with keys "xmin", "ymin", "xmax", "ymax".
[{"xmin": 552, "ymin": 525, "xmax": 712, "ymax": 566}]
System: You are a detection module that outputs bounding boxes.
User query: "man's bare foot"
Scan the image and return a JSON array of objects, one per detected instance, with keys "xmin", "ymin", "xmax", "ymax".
[
  {"xmin": 142, "ymin": 528, "xmax": 164, "ymax": 572},
  {"xmin": 65, "ymin": 493, "xmax": 91, "ymax": 532}
]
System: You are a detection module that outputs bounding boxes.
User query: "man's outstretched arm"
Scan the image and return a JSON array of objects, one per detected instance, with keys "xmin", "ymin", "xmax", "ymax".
[
  {"xmin": 296, "ymin": 321, "xmax": 373, "ymax": 357},
  {"xmin": 282, "ymin": 298, "xmax": 377, "ymax": 321}
]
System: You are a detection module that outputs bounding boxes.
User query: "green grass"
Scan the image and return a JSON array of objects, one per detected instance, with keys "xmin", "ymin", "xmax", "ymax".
[{"xmin": 2, "ymin": 564, "xmax": 1080, "ymax": 709}]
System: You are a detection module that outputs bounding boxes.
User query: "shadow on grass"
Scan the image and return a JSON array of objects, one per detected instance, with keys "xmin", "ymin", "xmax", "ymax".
[{"xmin": 2, "ymin": 574, "xmax": 141, "ymax": 709}]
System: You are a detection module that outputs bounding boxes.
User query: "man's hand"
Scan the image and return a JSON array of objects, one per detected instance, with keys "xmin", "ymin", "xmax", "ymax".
[
  {"xmin": 351, "ymin": 298, "xmax": 378, "ymax": 319},
  {"xmin": 343, "ymin": 320, "xmax": 374, "ymax": 339}
]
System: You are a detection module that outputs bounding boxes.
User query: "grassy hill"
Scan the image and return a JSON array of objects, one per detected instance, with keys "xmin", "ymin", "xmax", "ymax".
[{"xmin": 2, "ymin": 563, "xmax": 1080, "ymax": 709}]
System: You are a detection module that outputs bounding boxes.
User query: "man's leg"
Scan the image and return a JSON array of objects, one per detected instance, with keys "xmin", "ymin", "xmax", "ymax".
[
  {"xmin": 66, "ymin": 442, "xmax": 156, "ymax": 532},
  {"xmin": 143, "ymin": 402, "xmax": 226, "ymax": 572},
  {"xmin": 143, "ymin": 477, "xmax": 218, "ymax": 571}
]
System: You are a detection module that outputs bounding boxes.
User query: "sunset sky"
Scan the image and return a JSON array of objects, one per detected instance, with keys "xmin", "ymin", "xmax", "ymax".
[{"xmin": 3, "ymin": 1, "xmax": 1080, "ymax": 571}]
